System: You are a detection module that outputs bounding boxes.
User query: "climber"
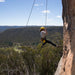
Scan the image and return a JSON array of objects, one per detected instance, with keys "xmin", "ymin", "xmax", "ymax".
[{"xmin": 40, "ymin": 27, "xmax": 57, "ymax": 48}]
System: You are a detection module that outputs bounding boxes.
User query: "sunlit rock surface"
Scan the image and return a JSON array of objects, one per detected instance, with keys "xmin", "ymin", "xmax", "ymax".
[{"xmin": 55, "ymin": 0, "xmax": 75, "ymax": 75}]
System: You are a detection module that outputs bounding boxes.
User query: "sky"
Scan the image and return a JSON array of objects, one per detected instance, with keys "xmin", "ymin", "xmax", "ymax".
[{"xmin": 0, "ymin": 0, "xmax": 63, "ymax": 26}]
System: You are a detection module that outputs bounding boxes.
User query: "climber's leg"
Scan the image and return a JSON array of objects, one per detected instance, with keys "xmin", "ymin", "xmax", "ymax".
[{"xmin": 46, "ymin": 40, "xmax": 57, "ymax": 47}]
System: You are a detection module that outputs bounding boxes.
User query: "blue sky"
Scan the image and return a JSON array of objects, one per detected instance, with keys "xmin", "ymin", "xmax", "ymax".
[{"xmin": 0, "ymin": 0, "xmax": 63, "ymax": 26}]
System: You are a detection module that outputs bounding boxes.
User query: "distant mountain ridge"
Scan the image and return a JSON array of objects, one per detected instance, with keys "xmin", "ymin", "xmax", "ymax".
[
  {"xmin": 0, "ymin": 26, "xmax": 24, "ymax": 32},
  {"xmin": 0, "ymin": 26, "xmax": 63, "ymax": 46}
]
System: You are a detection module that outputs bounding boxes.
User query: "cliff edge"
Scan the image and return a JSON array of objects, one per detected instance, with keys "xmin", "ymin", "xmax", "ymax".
[{"xmin": 55, "ymin": 0, "xmax": 75, "ymax": 75}]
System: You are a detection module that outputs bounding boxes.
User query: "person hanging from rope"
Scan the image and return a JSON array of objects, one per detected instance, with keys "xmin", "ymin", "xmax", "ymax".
[{"xmin": 40, "ymin": 26, "xmax": 58, "ymax": 48}]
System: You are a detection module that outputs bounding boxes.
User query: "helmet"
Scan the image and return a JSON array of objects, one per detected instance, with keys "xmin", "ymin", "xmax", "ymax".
[{"xmin": 40, "ymin": 27, "xmax": 45, "ymax": 31}]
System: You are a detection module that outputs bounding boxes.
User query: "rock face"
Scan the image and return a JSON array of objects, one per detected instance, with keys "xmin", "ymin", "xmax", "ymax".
[{"xmin": 55, "ymin": 0, "xmax": 75, "ymax": 75}]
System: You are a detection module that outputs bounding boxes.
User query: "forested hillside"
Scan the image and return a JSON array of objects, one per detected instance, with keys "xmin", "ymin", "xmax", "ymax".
[
  {"xmin": 0, "ymin": 26, "xmax": 63, "ymax": 75},
  {"xmin": 0, "ymin": 26, "xmax": 63, "ymax": 47}
]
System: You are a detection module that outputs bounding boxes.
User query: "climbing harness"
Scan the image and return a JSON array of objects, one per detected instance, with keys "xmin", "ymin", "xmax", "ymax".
[
  {"xmin": 41, "ymin": 38, "xmax": 46, "ymax": 43},
  {"xmin": 43, "ymin": 40, "xmax": 46, "ymax": 43}
]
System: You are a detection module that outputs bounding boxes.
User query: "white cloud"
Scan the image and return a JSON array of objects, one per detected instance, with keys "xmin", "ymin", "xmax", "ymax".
[
  {"xmin": 34, "ymin": 4, "xmax": 39, "ymax": 6},
  {"xmin": 42, "ymin": 10, "xmax": 50, "ymax": 14},
  {"xmin": 57, "ymin": 16, "xmax": 62, "ymax": 18},
  {"xmin": 0, "ymin": 0, "xmax": 5, "ymax": 2}
]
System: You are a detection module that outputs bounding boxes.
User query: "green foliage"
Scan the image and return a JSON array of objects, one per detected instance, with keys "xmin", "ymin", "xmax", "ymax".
[
  {"xmin": 0, "ymin": 26, "xmax": 63, "ymax": 75},
  {"xmin": 0, "ymin": 42, "xmax": 63, "ymax": 75},
  {"xmin": 0, "ymin": 48, "xmax": 25, "ymax": 75},
  {"xmin": 36, "ymin": 44, "xmax": 63, "ymax": 75}
]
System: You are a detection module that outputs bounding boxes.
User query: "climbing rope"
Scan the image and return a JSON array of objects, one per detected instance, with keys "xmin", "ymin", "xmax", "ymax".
[
  {"xmin": 26, "ymin": 0, "xmax": 48, "ymax": 26},
  {"xmin": 26, "ymin": 0, "xmax": 36, "ymax": 26}
]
